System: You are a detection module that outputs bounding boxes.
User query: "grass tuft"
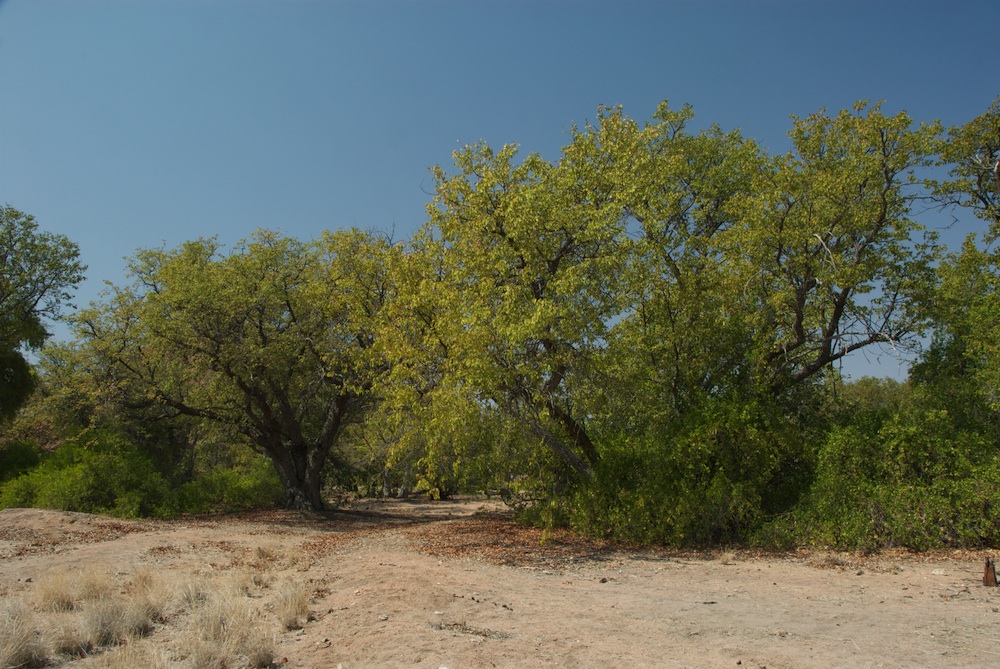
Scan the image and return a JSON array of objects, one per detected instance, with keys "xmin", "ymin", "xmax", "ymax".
[
  {"xmin": 273, "ymin": 581, "xmax": 311, "ymax": 630},
  {"xmin": 82, "ymin": 597, "xmax": 152, "ymax": 647},
  {"xmin": 0, "ymin": 598, "xmax": 48, "ymax": 669},
  {"xmin": 76, "ymin": 567, "xmax": 118, "ymax": 603},
  {"xmin": 45, "ymin": 611, "xmax": 90, "ymax": 657},
  {"xmin": 187, "ymin": 589, "xmax": 274, "ymax": 669},
  {"xmin": 33, "ymin": 570, "xmax": 76, "ymax": 612},
  {"xmin": 84, "ymin": 637, "xmax": 170, "ymax": 669}
]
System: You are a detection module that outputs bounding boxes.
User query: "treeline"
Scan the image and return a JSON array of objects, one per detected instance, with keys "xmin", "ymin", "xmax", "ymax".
[{"xmin": 3, "ymin": 99, "xmax": 1000, "ymax": 550}]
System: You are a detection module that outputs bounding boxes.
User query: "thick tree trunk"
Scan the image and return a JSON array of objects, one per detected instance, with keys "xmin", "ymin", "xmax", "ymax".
[{"xmin": 267, "ymin": 443, "xmax": 327, "ymax": 511}]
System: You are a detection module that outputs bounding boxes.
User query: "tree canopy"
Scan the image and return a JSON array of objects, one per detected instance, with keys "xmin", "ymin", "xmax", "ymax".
[
  {"xmin": 74, "ymin": 229, "xmax": 396, "ymax": 510},
  {"xmin": 0, "ymin": 205, "xmax": 86, "ymax": 421},
  {"xmin": 400, "ymin": 101, "xmax": 942, "ymax": 485}
]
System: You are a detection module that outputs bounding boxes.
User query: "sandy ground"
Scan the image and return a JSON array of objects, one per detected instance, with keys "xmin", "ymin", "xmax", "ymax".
[{"xmin": 2, "ymin": 499, "xmax": 1000, "ymax": 668}]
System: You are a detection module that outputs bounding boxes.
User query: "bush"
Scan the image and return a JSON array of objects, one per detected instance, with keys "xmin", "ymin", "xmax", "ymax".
[
  {"xmin": 560, "ymin": 397, "xmax": 814, "ymax": 546},
  {"xmin": 757, "ymin": 405, "xmax": 1000, "ymax": 550},
  {"xmin": 0, "ymin": 429, "xmax": 283, "ymax": 518},
  {"xmin": 174, "ymin": 457, "xmax": 284, "ymax": 514},
  {"xmin": 0, "ymin": 440, "xmax": 41, "ymax": 484},
  {"xmin": 0, "ymin": 430, "xmax": 171, "ymax": 517}
]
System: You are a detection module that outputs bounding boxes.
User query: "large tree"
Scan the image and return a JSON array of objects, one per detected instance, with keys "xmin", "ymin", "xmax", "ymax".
[
  {"xmin": 0, "ymin": 205, "xmax": 86, "ymax": 421},
  {"xmin": 415, "ymin": 101, "xmax": 942, "ymax": 479},
  {"xmin": 76, "ymin": 229, "xmax": 395, "ymax": 510}
]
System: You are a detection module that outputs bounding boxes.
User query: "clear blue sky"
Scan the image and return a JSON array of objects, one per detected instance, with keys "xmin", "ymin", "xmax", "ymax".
[{"xmin": 2, "ymin": 0, "xmax": 998, "ymax": 379}]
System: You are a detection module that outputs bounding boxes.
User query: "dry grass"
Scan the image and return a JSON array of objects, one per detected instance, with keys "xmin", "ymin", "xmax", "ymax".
[
  {"xmin": 187, "ymin": 589, "xmax": 275, "ymax": 669},
  {"xmin": 223, "ymin": 569, "xmax": 263, "ymax": 598},
  {"xmin": 250, "ymin": 569, "xmax": 271, "ymax": 589},
  {"xmin": 76, "ymin": 567, "xmax": 117, "ymax": 603},
  {"xmin": 251, "ymin": 542, "xmax": 311, "ymax": 573},
  {"xmin": 82, "ymin": 596, "xmax": 155, "ymax": 647},
  {"xmin": 81, "ymin": 638, "xmax": 170, "ymax": 669},
  {"xmin": 127, "ymin": 568, "xmax": 171, "ymax": 624},
  {"xmin": 2, "ymin": 548, "xmax": 297, "ymax": 669},
  {"xmin": 34, "ymin": 565, "xmax": 119, "ymax": 615},
  {"xmin": 273, "ymin": 581, "xmax": 311, "ymax": 630},
  {"xmin": 809, "ymin": 550, "xmax": 850, "ymax": 568},
  {"xmin": 253, "ymin": 544, "xmax": 279, "ymax": 565},
  {"xmin": 33, "ymin": 570, "xmax": 77, "ymax": 612},
  {"xmin": 0, "ymin": 598, "xmax": 47, "ymax": 669},
  {"xmin": 45, "ymin": 611, "xmax": 90, "ymax": 657},
  {"xmin": 175, "ymin": 573, "xmax": 212, "ymax": 611}
]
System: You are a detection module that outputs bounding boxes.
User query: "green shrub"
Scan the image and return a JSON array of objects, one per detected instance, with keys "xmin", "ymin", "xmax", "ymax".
[
  {"xmin": 0, "ymin": 430, "xmax": 171, "ymax": 518},
  {"xmin": 174, "ymin": 457, "xmax": 283, "ymax": 514},
  {"xmin": 559, "ymin": 397, "xmax": 814, "ymax": 546},
  {"xmin": 0, "ymin": 440, "xmax": 41, "ymax": 483},
  {"xmin": 757, "ymin": 406, "xmax": 1000, "ymax": 550}
]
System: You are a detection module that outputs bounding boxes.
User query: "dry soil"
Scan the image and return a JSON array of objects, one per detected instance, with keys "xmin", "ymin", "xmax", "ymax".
[{"xmin": 2, "ymin": 499, "xmax": 999, "ymax": 668}]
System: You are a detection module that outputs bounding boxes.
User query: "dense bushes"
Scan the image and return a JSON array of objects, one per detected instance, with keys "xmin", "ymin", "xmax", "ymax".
[
  {"xmin": 759, "ymin": 402, "xmax": 1000, "ymax": 550},
  {"xmin": 513, "ymin": 378, "xmax": 1000, "ymax": 551},
  {"xmin": 0, "ymin": 430, "xmax": 171, "ymax": 517},
  {"xmin": 172, "ymin": 457, "xmax": 284, "ymax": 514},
  {"xmin": 558, "ymin": 398, "xmax": 815, "ymax": 546},
  {"xmin": 0, "ymin": 429, "xmax": 283, "ymax": 518},
  {"xmin": 0, "ymin": 439, "xmax": 41, "ymax": 484}
]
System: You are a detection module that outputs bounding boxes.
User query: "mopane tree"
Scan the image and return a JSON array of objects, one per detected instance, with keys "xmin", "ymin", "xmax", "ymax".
[
  {"xmin": 726, "ymin": 102, "xmax": 941, "ymax": 390},
  {"xmin": 76, "ymin": 229, "xmax": 395, "ymax": 510},
  {"xmin": 0, "ymin": 205, "xmax": 86, "ymax": 421},
  {"xmin": 417, "ymin": 101, "xmax": 942, "ymax": 485}
]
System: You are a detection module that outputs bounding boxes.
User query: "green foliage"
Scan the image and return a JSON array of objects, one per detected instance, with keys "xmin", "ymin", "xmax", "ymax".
[
  {"xmin": 0, "ymin": 348, "xmax": 36, "ymax": 422},
  {"xmin": 922, "ymin": 97, "xmax": 1000, "ymax": 417},
  {"xmin": 173, "ymin": 457, "xmax": 284, "ymax": 514},
  {"xmin": 762, "ymin": 397, "xmax": 1000, "ymax": 550},
  {"xmin": 10, "ymin": 99, "xmax": 1000, "ymax": 551},
  {"xmin": 563, "ymin": 397, "xmax": 814, "ymax": 545},
  {"xmin": 0, "ymin": 205, "xmax": 86, "ymax": 350},
  {"xmin": 930, "ymin": 95, "xmax": 1000, "ymax": 233},
  {"xmin": 0, "ymin": 439, "xmax": 41, "ymax": 483},
  {"xmin": 0, "ymin": 205, "xmax": 85, "ymax": 420},
  {"xmin": 73, "ymin": 229, "xmax": 396, "ymax": 510},
  {"xmin": 0, "ymin": 428, "xmax": 284, "ymax": 518},
  {"xmin": 0, "ymin": 429, "xmax": 171, "ymax": 518}
]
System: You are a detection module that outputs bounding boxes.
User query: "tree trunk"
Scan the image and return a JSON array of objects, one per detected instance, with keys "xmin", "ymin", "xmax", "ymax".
[
  {"xmin": 266, "ymin": 442, "xmax": 327, "ymax": 511},
  {"xmin": 546, "ymin": 400, "xmax": 601, "ymax": 468}
]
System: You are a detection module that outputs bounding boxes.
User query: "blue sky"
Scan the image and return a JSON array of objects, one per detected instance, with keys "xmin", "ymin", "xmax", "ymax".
[{"xmin": 2, "ymin": 0, "xmax": 998, "ymax": 379}]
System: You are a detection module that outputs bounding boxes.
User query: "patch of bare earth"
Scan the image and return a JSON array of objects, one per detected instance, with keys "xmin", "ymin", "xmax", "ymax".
[{"xmin": 2, "ymin": 500, "xmax": 999, "ymax": 668}]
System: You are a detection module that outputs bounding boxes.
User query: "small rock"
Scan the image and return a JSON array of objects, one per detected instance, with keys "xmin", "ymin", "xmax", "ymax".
[
  {"xmin": 600, "ymin": 577, "xmax": 608, "ymax": 583},
  {"xmin": 378, "ymin": 614, "xmax": 389, "ymax": 621}
]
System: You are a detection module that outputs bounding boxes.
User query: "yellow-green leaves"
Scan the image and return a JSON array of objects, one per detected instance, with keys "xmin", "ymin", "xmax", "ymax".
[
  {"xmin": 76, "ymin": 229, "xmax": 396, "ymax": 510},
  {"xmin": 1, "ymin": 206, "xmax": 86, "ymax": 420}
]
